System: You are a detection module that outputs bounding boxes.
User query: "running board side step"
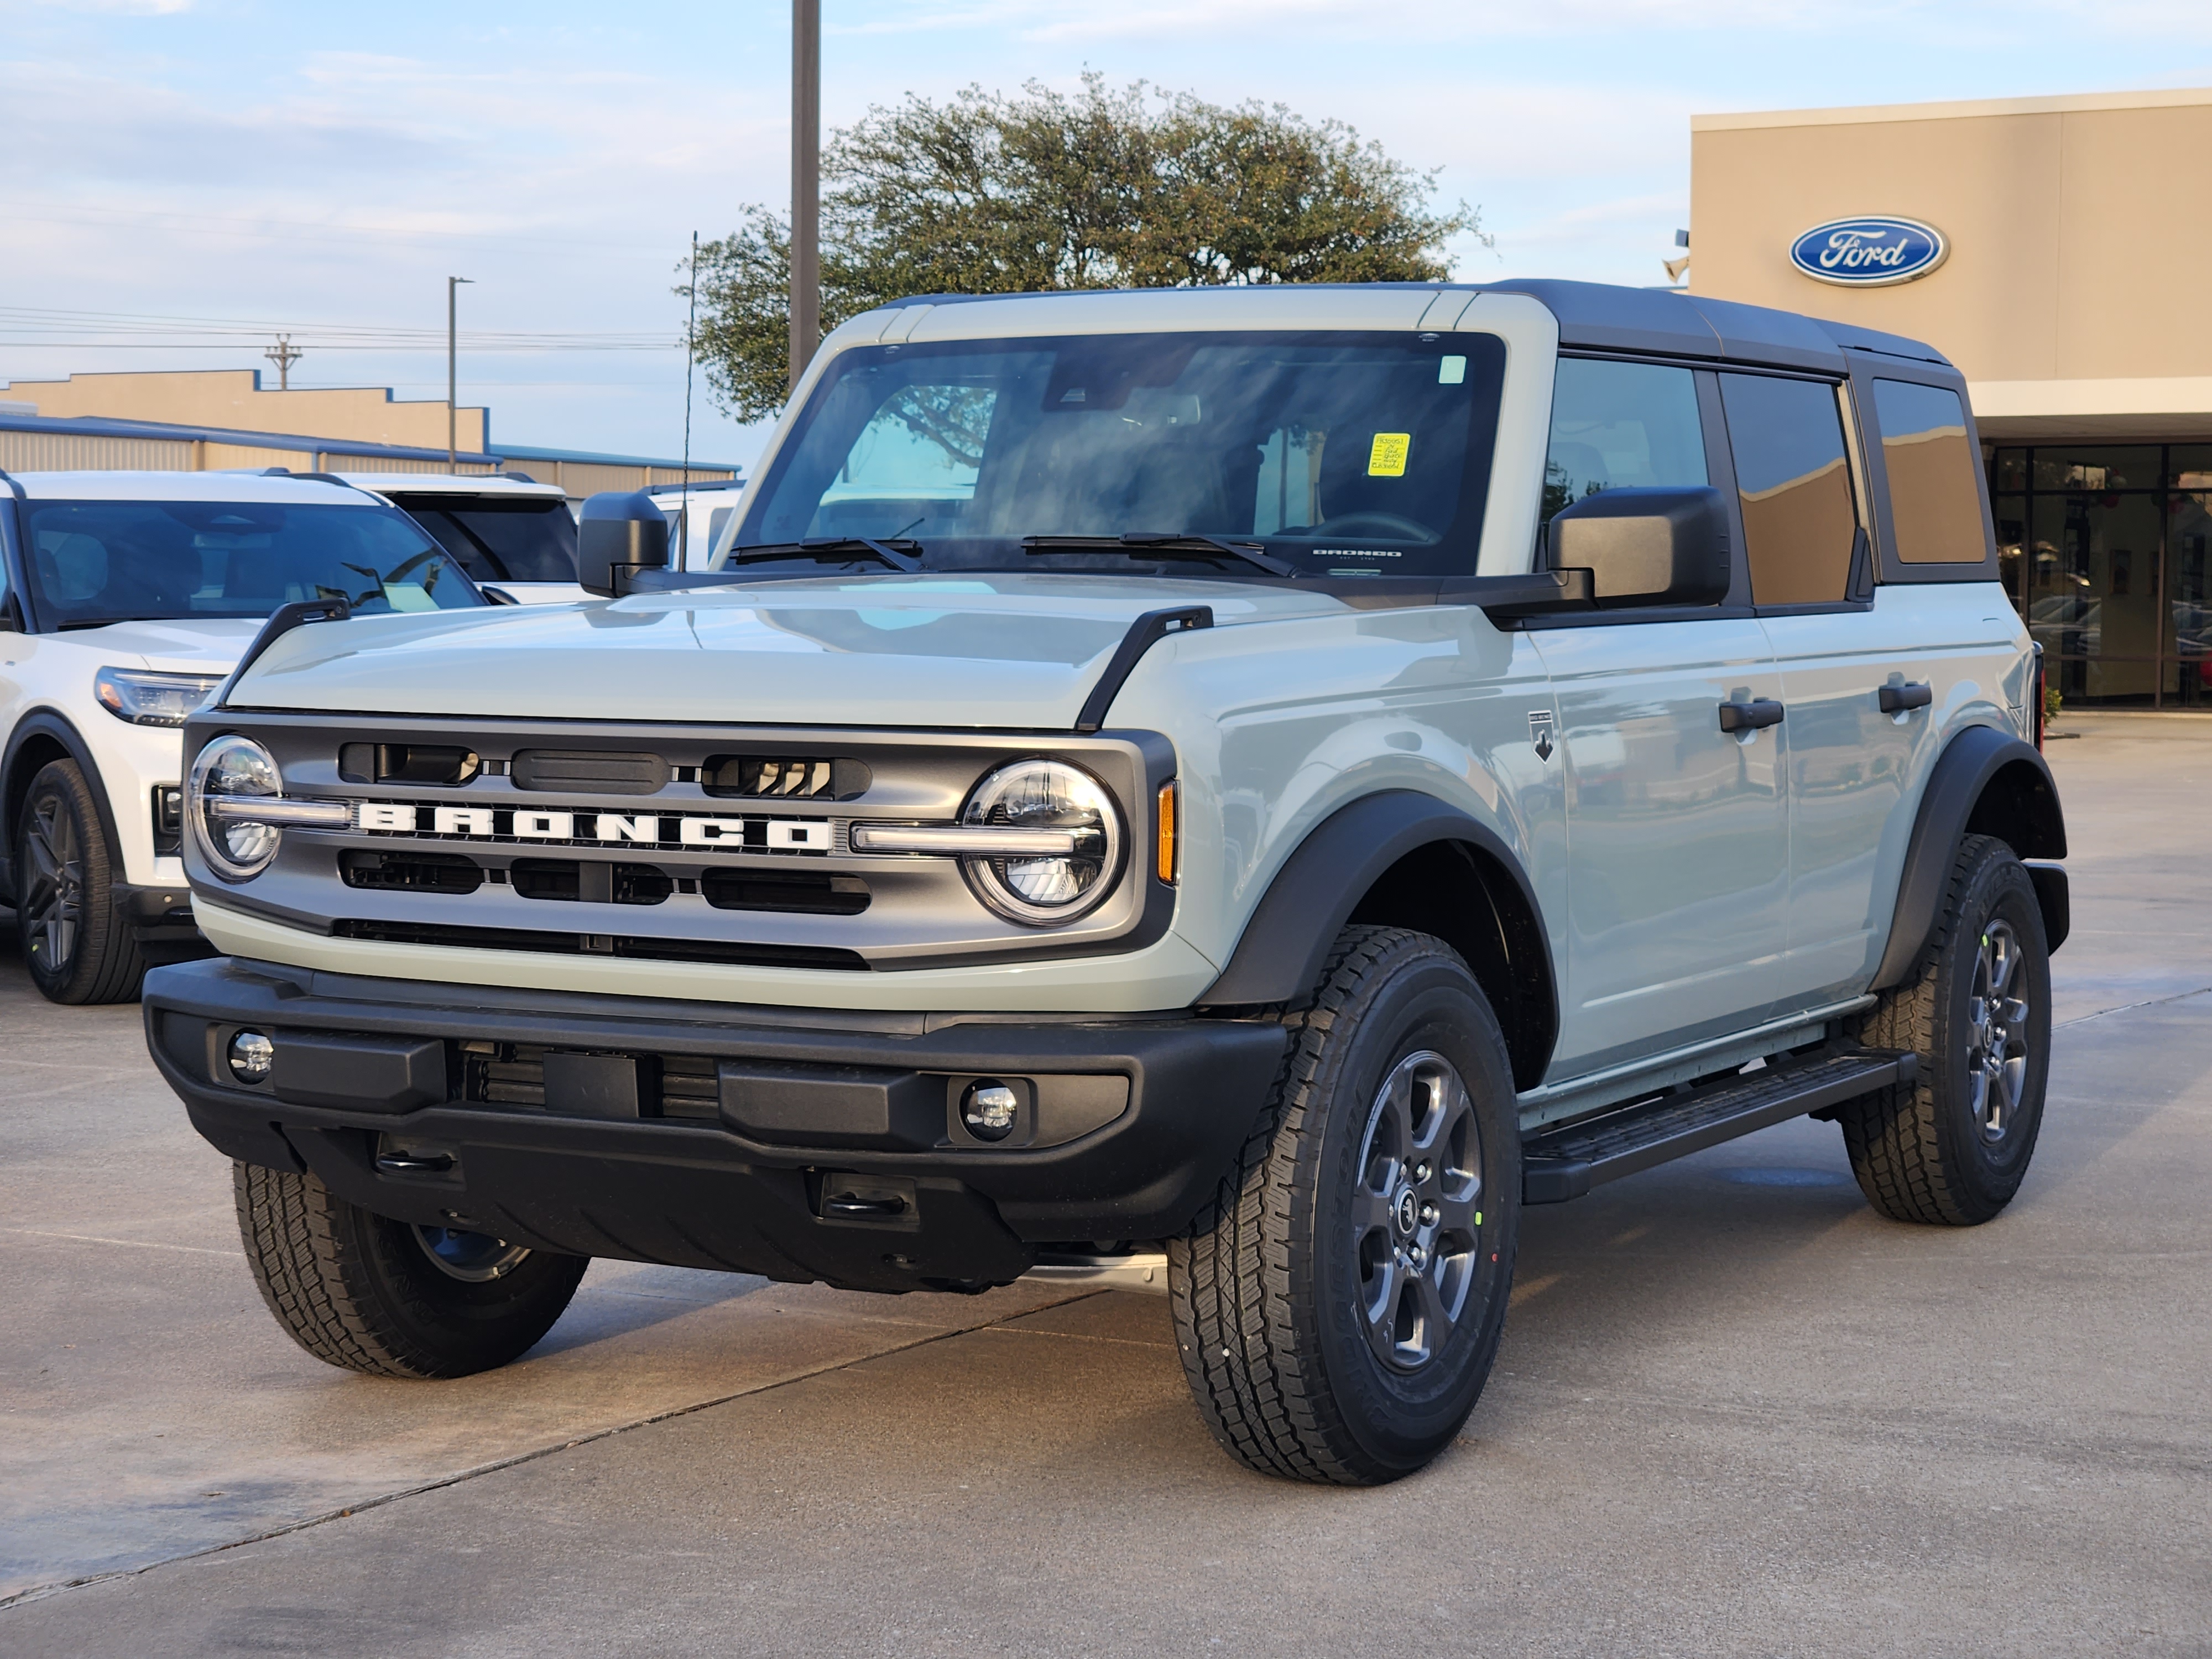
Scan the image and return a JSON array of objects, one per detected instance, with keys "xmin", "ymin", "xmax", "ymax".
[{"xmin": 1521, "ymin": 1045, "xmax": 1915, "ymax": 1204}]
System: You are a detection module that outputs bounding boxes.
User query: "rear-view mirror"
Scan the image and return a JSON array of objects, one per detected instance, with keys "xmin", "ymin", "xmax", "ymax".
[
  {"xmin": 576, "ymin": 491, "xmax": 671, "ymax": 598},
  {"xmin": 1547, "ymin": 485, "xmax": 1730, "ymax": 609}
]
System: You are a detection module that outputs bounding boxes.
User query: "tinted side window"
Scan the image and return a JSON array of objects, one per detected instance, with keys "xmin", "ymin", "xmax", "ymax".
[
  {"xmin": 1874, "ymin": 380, "xmax": 1985, "ymax": 564},
  {"xmin": 1719, "ymin": 374, "xmax": 1858, "ymax": 606},
  {"xmin": 1541, "ymin": 358, "xmax": 1707, "ymax": 530}
]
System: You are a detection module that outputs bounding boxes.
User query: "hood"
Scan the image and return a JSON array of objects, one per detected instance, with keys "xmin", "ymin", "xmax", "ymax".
[
  {"xmin": 228, "ymin": 573, "xmax": 1355, "ymax": 728},
  {"xmin": 64, "ymin": 617, "xmax": 265, "ymax": 674}
]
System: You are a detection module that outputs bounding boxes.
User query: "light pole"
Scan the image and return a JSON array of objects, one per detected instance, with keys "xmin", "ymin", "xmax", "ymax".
[
  {"xmin": 789, "ymin": 0, "xmax": 819, "ymax": 392},
  {"xmin": 447, "ymin": 275, "xmax": 474, "ymax": 472}
]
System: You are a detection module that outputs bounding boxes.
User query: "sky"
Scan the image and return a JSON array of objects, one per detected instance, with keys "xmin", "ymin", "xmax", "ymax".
[{"xmin": 4, "ymin": 0, "xmax": 2210, "ymax": 469}]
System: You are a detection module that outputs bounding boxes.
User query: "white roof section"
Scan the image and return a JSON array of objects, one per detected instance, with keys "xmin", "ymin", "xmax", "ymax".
[
  {"xmin": 3, "ymin": 469, "xmax": 384, "ymax": 503},
  {"xmin": 848, "ymin": 283, "xmax": 1472, "ymax": 346},
  {"xmin": 1694, "ymin": 85, "xmax": 2212, "ymax": 133},
  {"xmin": 335, "ymin": 472, "xmax": 566, "ymax": 500}
]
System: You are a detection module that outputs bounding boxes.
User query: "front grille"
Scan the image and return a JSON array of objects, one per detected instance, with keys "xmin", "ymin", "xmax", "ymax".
[
  {"xmin": 513, "ymin": 749, "xmax": 664, "ymax": 795},
  {"xmin": 332, "ymin": 917, "xmax": 868, "ymax": 971},
  {"xmin": 510, "ymin": 859, "xmax": 672, "ymax": 905},
  {"xmin": 341, "ymin": 850, "xmax": 483, "ymax": 893},
  {"xmin": 461, "ymin": 1043, "xmax": 721, "ymax": 1119},
  {"xmin": 701, "ymin": 870, "xmax": 869, "ymax": 915},
  {"xmin": 703, "ymin": 755, "xmax": 869, "ymax": 801}
]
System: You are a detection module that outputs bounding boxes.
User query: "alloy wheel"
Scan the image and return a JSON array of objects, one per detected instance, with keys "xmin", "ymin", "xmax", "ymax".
[
  {"xmin": 1966, "ymin": 920, "xmax": 2031, "ymax": 1142},
  {"xmin": 19, "ymin": 793, "xmax": 83, "ymax": 974},
  {"xmin": 411, "ymin": 1224, "xmax": 532, "ymax": 1283},
  {"xmin": 1350, "ymin": 1050, "xmax": 1484, "ymax": 1371}
]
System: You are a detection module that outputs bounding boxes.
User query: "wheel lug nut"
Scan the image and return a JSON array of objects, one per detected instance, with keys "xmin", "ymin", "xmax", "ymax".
[{"xmin": 1420, "ymin": 1202, "xmax": 1438, "ymax": 1227}]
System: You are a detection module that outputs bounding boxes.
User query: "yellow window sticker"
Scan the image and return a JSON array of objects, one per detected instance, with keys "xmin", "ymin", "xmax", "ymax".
[{"xmin": 1368, "ymin": 432, "xmax": 1411, "ymax": 477}]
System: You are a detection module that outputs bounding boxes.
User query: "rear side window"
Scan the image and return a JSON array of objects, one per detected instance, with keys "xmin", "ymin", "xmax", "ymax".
[
  {"xmin": 1874, "ymin": 380, "xmax": 1986, "ymax": 564},
  {"xmin": 1719, "ymin": 374, "xmax": 1859, "ymax": 607},
  {"xmin": 1541, "ymin": 358, "xmax": 1707, "ymax": 530}
]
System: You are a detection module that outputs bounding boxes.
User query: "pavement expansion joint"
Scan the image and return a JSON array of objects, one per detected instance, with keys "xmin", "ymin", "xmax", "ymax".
[
  {"xmin": 0, "ymin": 1286, "xmax": 1109, "ymax": 1616},
  {"xmin": 2054, "ymin": 984, "xmax": 2212, "ymax": 1029}
]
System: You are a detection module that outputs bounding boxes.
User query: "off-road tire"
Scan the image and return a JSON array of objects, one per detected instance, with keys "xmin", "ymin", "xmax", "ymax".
[
  {"xmin": 234, "ymin": 1161, "xmax": 587, "ymax": 1378},
  {"xmin": 1838, "ymin": 834, "xmax": 2052, "ymax": 1225},
  {"xmin": 15, "ymin": 758, "xmax": 146, "ymax": 1005},
  {"xmin": 1168, "ymin": 926, "xmax": 1520, "ymax": 1485}
]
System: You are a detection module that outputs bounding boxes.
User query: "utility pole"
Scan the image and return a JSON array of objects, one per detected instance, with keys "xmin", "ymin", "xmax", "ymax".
[
  {"xmin": 263, "ymin": 333, "xmax": 302, "ymax": 392},
  {"xmin": 789, "ymin": 0, "xmax": 820, "ymax": 392},
  {"xmin": 447, "ymin": 275, "xmax": 473, "ymax": 472},
  {"xmin": 682, "ymin": 231, "xmax": 699, "ymax": 566}
]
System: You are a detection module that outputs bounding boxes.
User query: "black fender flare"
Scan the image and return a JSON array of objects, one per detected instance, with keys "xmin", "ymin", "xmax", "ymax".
[
  {"xmin": 1872, "ymin": 723, "xmax": 2068, "ymax": 990},
  {"xmin": 2, "ymin": 708, "xmax": 131, "ymax": 904},
  {"xmin": 1197, "ymin": 790, "xmax": 1558, "ymax": 1082}
]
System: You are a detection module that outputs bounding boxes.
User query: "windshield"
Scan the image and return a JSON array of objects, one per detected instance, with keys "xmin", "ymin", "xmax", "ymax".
[
  {"xmin": 389, "ymin": 495, "xmax": 578, "ymax": 583},
  {"xmin": 23, "ymin": 500, "xmax": 485, "ymax": 628},
  {"xmin": 729, "ymin": 331, "xmax": 1505, "ymax": 579}
]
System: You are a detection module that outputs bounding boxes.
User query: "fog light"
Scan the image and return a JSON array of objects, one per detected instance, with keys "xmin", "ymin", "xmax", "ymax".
[
  {"xmin": 961, "ymin": 1079, "xmax": 1019, "ymax": 1141},
  {"xmin": 228, "ymin": 1030, "xmax": 274, "ymax": 1083}
]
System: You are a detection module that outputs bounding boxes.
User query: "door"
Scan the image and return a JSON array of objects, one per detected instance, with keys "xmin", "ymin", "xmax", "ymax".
[
  {"xmin": 1720, "ymin": 369, "xmax": 1917, "ymax": 1005},
  {"xmin": 1530, "ymin": 358, "xmax": 1791, "ymax": 1080}
]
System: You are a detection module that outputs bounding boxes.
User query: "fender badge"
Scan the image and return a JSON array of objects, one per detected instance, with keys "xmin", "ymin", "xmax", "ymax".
[{"xmin": 1528, "ymin": 710, "xmax": 1556, "ymax": 762}]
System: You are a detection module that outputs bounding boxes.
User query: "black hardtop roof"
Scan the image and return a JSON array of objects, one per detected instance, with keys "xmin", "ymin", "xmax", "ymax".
[
  {"xmin": 1477, "ymin": 279, "xmax": 1951, "ymax": 373},
  {"xmin": 877, "ymin": 279, "xmax": 1952, "ymax": 373}
]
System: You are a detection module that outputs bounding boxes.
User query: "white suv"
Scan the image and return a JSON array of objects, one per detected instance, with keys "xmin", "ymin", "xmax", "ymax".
[
  {"xmin": 0, "ymin": 470, "xmax": 488, "ymax": 1003},
  {"xmin": 331, "ymin": 472, "xmax": 585, "ymax": 604}
]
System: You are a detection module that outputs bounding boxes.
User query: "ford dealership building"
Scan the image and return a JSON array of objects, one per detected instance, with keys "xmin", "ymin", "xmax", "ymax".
[{"xmin": 1691, "ymin": 86, "xmax": 2212, "ymax": 709}]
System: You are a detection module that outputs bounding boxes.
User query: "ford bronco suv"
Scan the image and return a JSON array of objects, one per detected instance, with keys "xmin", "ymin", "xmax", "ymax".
[{"xmin": 143, "ymin": 281, "xmax": 2066, "ymax": 1486}]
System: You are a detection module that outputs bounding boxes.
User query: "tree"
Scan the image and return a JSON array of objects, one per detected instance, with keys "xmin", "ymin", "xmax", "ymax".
[{"xmin": 683, "ymin": 75, "xmax": 1487, "ymax": 421}]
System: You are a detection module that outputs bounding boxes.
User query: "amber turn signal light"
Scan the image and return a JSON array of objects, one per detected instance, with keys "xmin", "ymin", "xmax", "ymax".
[{"xmin": 1156, "ymin": 780, "xmax": 1179, "ymax": 884}]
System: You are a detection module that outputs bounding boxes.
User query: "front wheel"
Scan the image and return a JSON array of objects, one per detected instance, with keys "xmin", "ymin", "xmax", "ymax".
[
  {"xmin": 1168, "ymin": 926, "xmax": 1520, "ymax": 1485},
  {"xmin": 234, "ymin": 1161, "xmax": 586, "ymax": 1378},
  {"xmin": 15, "ymin": 758, "xmax": 146, "ymax": 1004}
]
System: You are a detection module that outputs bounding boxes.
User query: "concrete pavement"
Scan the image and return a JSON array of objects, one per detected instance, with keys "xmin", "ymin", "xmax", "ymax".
[{"xmin": 2, "ymin": 712, "xmax": 2207, "ymax": 1655}]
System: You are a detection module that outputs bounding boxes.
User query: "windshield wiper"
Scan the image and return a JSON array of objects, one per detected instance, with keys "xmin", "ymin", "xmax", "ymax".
[
  {"xmin": 1022, "ymin": 533, "xmax": 1295, "ymax": 578},
  {"xmin": 727, "ymin": 536, "xmax": 922, "ymax": 573},
  {"xmin": 56, "ymin": 616, "xmax": 183, "ymax": 630}
]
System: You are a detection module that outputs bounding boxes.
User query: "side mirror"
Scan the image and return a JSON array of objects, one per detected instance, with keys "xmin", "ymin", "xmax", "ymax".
[
  {"xmin": 575, "ymin": 491, "xmax": 671, "ymax": 597},
  {"xmin": 1547, "ymin": 485, "xmax": 1730, "ymax": 609}
]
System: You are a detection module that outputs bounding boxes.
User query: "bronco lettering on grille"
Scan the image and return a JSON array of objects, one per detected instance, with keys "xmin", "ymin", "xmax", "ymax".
[{"xmin": 346, "ymin": 801, "xmax": 834, "ymax": 854}]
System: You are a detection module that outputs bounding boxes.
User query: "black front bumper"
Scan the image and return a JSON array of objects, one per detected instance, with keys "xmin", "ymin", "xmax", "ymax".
[{"xmin": 143, "ymin": 957, "xmax": 1285, "ymax": 1294}]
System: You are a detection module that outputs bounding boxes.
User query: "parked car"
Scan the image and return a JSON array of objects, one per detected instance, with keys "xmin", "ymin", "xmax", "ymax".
[
  {"xmin": 143, "ymin": 281, "xmax": 2065, "ymax": 1485},
  {"xmin": 333, "ymin": 472, "xmax": 586, "ymax": 604},
  {"xmin": 648, "ymin": 478, "xmax": 746, "ymax": 572},
  {"xmin": 0, "ymin": 469, "xmax": 488, "ymax": 1002}
]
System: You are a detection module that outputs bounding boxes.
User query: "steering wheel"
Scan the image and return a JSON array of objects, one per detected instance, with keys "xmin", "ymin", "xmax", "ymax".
[{"xmin": 1307, "ymin": 513, "xmax": 1435, "ymax": 542}]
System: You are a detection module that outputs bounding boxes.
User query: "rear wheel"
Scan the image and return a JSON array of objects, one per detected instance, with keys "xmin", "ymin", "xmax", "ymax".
[
  {"xmin": 1168, "ymin": 926, "xmax": 1520, "ymax": 1485},
  {"xmin": 1838, "ymin": 834, "xmax": 2052, "ymax": 1225},
  {"xmin": 15, "ymin": 758, "xmax": 145, "ymax": 1005},
  {"xmin": 234, "ymin": 1161, "xmax": 586, "ymax": 1378}
]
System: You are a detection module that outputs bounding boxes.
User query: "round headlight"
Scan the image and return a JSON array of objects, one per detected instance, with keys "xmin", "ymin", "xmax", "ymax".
[
  {"xmin": 188, "ymin": 735, "xmax": 285, "ymax": 881},
  {"xmin": 959, "ymin": 758, "xmax": 1123, "ymax": 925}
]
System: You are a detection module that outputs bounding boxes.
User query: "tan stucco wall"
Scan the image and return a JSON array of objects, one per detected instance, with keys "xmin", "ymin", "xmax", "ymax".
[
  {"xmin": 0, "ymin": 369, "xmax": 488, "ymax": 453},
  {"xmin": 1689, "ymin": 89, "xmax": 2212, "ymax": 389}
]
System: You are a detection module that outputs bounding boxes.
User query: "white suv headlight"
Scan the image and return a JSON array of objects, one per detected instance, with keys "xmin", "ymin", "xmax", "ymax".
[
  {"xmin": 958, "ymin": 758, "xmax": 1123, "ymax": 925},
  {"xmin": 96, "ymin": 667, "xmax": 223, "ymax": 727},
  {"xmin": 187, "ymin": 735, "xmax": 287, "ymax": 881}
]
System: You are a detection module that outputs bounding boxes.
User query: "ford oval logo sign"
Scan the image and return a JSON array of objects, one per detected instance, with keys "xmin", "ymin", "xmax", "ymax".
[{"xmin": 1788, "ymin": 216, "xmax": 1948, "ymax": 286}]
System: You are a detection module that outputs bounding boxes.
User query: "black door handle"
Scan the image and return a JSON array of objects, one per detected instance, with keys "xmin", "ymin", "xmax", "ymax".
[
  {"xmin": 1718, "ymin": 698, "xmax": 1785, "ymax": 733},
  {"xmin": 1879, "ymin": 682, "xmax": 1933, "ymax": 714}
]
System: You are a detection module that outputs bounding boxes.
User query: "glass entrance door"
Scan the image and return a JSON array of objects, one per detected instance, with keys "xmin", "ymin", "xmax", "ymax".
[{"xmin": 1990, "ymin": 443, "xmax": 2212, "ymax": 709}]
